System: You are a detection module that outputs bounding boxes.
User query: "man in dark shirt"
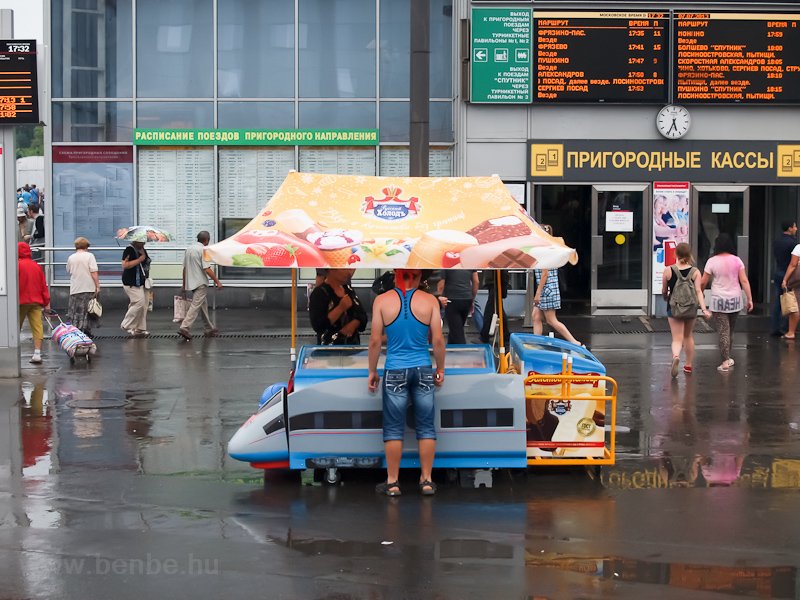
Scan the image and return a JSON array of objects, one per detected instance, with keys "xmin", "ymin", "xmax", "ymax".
[
  {"xmin": 436, "ymin": 270, "xmax": 479, "ymax": 344},
  {"xmin": 771, "ymin": 220, "xmax": 798, "ymax": 336}
]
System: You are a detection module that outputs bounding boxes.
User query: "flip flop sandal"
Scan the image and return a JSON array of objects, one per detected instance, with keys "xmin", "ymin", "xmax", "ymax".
[
  {"xmin": 683, "ymin": 366, "xmax": 693, "ymax": 374},
  {"xmin": 375, "ymin": 480, "xmax": 401, "ymax": 497},
  {"xmin": 671, "ymin": 356, "xmax": 680, "ymax": 378},
  {"xmin": 419, "ymin": 480, "xmax": 437, "ymax": 496}
]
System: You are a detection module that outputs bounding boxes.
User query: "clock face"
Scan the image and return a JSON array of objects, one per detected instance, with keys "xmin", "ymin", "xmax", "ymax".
[{"xmin": 656, "ymin": 105, "xmax": 691, "ymax": 139}]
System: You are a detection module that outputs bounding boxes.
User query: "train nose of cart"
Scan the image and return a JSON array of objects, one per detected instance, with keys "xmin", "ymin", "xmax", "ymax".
[{"xmin": 228, "ymin": 392, "xmax": 289, "ymax": 468}]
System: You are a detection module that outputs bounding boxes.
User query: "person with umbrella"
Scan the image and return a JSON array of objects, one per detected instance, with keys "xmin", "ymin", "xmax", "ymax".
[{"xmin": 119, "ymin": 230, "xmax": 153, "ymax": 337}]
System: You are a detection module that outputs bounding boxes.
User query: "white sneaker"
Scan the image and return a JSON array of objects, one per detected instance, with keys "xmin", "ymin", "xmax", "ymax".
[{"xmin": 29, "ymin": 354, "xmax": 42, "ymax": 364}]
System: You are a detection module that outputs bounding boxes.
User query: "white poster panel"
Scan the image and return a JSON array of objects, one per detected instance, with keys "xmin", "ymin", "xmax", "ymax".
[
  {"xmin": 219, "ymin": 148, "xmax": 295, "ymax": 219},
  {"xmin": 139, "ymin": 148, "xmax": 215, "ymax": 277},
  {"xmin": 605, "ymin": 210, "xmax": 633, "ymax": 232},
  {"xmin": 652, "ymin": 181, "xmax": 690, "ymax": 293},
  {"xmin": 52, "ymin": 146, "xmax": 135, "ymax": 281}
]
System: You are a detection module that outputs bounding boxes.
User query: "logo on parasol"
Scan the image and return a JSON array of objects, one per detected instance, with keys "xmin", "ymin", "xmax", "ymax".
[{"xmin": 362, "ymin": 186, "xmax": 420, "ymax": 221}]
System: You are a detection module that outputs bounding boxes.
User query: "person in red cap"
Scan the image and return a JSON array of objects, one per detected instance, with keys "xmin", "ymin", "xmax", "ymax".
[{"xmin": 18, "ymin": 242, "xmax": 51, "ymax": 363}]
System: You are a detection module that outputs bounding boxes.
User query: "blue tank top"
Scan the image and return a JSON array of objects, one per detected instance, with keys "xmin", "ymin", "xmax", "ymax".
[{"xmin": 384, "ymin": 288, "xmax": 431, "ymax": 370}]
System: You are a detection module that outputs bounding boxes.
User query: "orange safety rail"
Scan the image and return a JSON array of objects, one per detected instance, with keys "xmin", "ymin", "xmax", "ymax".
[{"xmin": 523, "ymin": 370, "xmax": 618, "ymax": 466}]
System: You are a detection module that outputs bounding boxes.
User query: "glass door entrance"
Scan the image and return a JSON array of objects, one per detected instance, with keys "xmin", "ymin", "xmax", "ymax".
[
  {"xmin": 693, "ymin": 186, "xmax": 749, "ymax": 271},
  {"xmin": 591, "ymin": 185, "xmax": 649, "ymax": 314}
]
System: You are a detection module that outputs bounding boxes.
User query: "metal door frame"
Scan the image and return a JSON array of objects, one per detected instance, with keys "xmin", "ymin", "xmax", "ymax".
[
  {"xmin": 590, "ymin": 184, "xmax": 650, "ymax": 315},
  {"xmin": 691, "ymin": 185, "xmax": 750, "ymax": 270}
]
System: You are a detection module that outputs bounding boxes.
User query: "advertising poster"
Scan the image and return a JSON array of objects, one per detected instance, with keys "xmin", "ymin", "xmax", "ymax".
[
  {"xmin": 52, "ymin": 147, "xmax": 134, "ymax": 280},
  {"xmin": 652, "ymin": 182, "xmax": 690, "ymax": 293}
]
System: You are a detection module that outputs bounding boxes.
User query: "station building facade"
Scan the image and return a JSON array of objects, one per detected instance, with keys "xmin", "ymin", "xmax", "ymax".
[{"xmin": 44, "ymin": 0, "xmax": 800, "ymax": 315}]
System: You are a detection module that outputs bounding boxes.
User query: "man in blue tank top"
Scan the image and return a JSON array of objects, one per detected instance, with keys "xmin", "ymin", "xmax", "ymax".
[{"xmin": 368, "ymin": 269, "xmax": 445, "ymax": 496}]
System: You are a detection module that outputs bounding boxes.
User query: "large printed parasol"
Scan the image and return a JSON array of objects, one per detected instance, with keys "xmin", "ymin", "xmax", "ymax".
[{"xmin": 205, "ymin": 172, "xmax": 577, "ymax": 270}]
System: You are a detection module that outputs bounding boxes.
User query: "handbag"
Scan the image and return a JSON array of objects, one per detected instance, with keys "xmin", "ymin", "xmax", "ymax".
[
  {"xmin": 781, "ymin": 288, "xmax": 798, "ymax": 316},
  {"xmin": 87, "ymin": 297, "xmax": 103, "ymax": 318},
  {"xmin": 173, "ymin": 295, "xmax": 190, "ymax": 322},
  {"xmin": 140, "ymin": 264, "xmax": 152, "ymax": 289}
]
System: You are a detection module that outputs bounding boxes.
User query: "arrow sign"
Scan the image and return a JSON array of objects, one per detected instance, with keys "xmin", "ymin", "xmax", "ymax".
[{"xmin": 474, "ymin": 48, "xmax": 488, "ymax": 62}]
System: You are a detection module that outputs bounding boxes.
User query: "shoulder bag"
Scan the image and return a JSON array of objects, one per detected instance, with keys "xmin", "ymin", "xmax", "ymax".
[{"xmin": 140, "ymin": 264, "xmax": 153, "ymax": 289}]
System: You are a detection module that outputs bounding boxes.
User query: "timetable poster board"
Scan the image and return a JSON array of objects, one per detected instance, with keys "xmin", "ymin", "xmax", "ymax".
[
  {"xmin": 52, "ymin": 147, "xmax": 134, "ymax": 280},
  {"xmin": 299, "ymin": 147, "xmax": 376, "ymax": 176},
  {"xmin": 138, "ymin": 148, "xmax": 215, "ymax": 277},
  {"xmin": 652, "ymin": 182, "xmax": 690, "ymax": 293},
  {"xmin": 219, "ymin": 148, "xmax": 295, "ymax": 219},
  {"xmin": 379, "ymin": 147, "xmax": 453, "ymax": 177},
  {"xmin": 675, "ymin": 13, "xmax": 800, "ymax": 103},
  {"xmin": 534, "ymin": 12, "xmax": 668, "ymax": 102},
  {"xmin": 0, "ymin": 40, "xmax": 39, "ymax": 124}
]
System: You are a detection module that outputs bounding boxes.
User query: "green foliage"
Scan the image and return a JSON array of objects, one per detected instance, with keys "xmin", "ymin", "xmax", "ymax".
[{"xmin": 15, "ymin": 125, "xmax": 44, "ymax": 159}]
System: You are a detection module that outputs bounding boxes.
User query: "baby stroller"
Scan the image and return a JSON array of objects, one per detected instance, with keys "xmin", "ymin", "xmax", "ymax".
[{"xmin": 46, "ymin": 312, "xmax": 97, "ymax": 364}]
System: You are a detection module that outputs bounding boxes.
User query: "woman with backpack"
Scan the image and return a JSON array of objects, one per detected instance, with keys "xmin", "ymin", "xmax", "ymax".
[
  {"xmin": 701, "ymin": 234, "xmax": 754, "ymax": 372},
  {"xmin": 662, "ymin": 242, "xmax": 711, "ymax": 377}
]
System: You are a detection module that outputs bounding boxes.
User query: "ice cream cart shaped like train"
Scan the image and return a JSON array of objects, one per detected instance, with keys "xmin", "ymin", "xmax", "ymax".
[
  {"xmin": 228, "ymin": 333, "xmax": 617, "ymax": 482},
  {"xmin": 209, "ymin": 172, "xmax": 617, "ymax": 482}
]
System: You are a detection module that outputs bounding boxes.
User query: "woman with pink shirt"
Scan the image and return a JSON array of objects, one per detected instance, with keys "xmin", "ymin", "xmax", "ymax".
[{"xmin": 700, "ymin": 234, "xmax": 754, "ymax": 372}]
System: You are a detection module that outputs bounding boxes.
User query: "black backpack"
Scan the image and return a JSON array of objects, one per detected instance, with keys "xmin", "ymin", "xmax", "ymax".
[{"xmin": 669, "ymin": 265, "xmax": 699, "ymax": 318}]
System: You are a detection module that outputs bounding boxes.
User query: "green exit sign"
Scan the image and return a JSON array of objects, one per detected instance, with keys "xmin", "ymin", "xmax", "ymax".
[{"xmin": 470, "ymin": 8, "xmax": 532, "ymax": 104}]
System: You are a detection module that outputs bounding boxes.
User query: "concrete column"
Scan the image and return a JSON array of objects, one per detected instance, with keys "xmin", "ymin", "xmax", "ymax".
[{"xmin": 0, "ymin": 9, "xmax": 20, "ymax": 378}]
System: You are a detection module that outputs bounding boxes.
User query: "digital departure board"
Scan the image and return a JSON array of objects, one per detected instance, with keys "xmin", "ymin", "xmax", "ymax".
[
  {"xmin": 0, "ymin": 40, "xmax": 39, "ymax": 124},
  {"xmin": 675, "ymin": 13, "xmax": 800, "ymax": 103},
  {"xmin": 534, "ymin": 12, "xmax": 668, "ymax": 103}
]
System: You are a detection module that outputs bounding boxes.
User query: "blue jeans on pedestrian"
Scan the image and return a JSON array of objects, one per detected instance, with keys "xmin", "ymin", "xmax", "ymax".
[
  {"xmin": 382, "ymin": 366, "xmax": 436, "ymax": 442},
  {"xmin": 771, "ymin": 272, "xmax": 788, "ymax": 334}
]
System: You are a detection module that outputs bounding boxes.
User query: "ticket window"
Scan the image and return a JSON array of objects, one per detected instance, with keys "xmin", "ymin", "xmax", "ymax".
[
  {"xmin": 590, "ymin": 185, "xmax": 650, "ymax": 314},
  {"xmin": 692, "ymin": 185, "xmax": 750, "ymax": 272}
]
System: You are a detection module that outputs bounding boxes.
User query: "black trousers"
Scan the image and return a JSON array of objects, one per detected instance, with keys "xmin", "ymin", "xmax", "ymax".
[
  {"xmin": 480, "ymin": 291, "xmax": 510, "ymax": 346},
  {"xmin": 444, "ymin": 298, "xmax": 472, "ymax": 344}
]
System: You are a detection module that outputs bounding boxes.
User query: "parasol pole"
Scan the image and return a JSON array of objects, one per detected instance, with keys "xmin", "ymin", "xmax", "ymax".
[
  {"xmin": 496, "ymin": 270, "xmax": 507, "ymax": 373},
  {"xmin": 291, "ymin": 270, "xmax": 297, "ymax": 368}
]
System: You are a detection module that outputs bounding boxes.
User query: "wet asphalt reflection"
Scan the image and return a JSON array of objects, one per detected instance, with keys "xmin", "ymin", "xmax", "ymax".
[{"xmin": 3, "ymin": 325, "xmax": 800, "ymax": 599}]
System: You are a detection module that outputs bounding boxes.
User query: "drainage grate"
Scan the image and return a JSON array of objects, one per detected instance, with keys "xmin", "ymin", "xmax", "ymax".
[{"xmin": 92, "ymin": 333, "xmax": 319, "ymax": 340}]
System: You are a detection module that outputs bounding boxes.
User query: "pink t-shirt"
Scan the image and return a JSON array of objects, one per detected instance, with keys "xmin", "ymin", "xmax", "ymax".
[{"xmin": 704, "ymin": 254, "xmax": 745, "ymax": 313}]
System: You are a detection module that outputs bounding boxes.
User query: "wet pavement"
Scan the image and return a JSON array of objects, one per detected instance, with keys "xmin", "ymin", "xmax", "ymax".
[{"xmin": 2, "ymin": 309, "xmax": 800, "ymax": 599}]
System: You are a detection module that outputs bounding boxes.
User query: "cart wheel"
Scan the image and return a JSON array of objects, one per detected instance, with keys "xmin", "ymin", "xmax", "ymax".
[
  {"xmin": 70, "ymin": 356, "xmax": 75, "ymax": 365},
  {"xmin": 324, "ymin": 467, "xmax": 341, "ymax": 485}
]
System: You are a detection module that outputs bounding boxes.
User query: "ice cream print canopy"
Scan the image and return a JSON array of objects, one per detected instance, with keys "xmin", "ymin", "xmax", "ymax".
[{"xmin": 205, "ymin": 172, "xmax": 577, "ymax": 270}]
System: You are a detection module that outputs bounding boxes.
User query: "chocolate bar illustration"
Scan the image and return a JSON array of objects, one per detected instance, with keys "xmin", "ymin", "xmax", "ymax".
[{"xmin": 488, "ymin": 248, "xmax": 537, "ymax": 268}]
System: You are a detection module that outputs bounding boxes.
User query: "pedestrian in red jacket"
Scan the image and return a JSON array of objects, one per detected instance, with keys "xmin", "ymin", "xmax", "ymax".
[{"xmin": 18, "ymin": 242, "xmax": 50, "ymax": 363}]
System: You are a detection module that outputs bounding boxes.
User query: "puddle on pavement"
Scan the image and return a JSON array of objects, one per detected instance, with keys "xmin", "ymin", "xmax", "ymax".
[{"xmin": 527, "ymin": 553, "xmax": 796, "ymax": 599}]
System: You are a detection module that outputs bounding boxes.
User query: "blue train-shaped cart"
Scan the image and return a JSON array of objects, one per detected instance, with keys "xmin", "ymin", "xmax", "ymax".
[{"xmin": 228, "ymin": 333, "xmax": 617, "ymax": 480}]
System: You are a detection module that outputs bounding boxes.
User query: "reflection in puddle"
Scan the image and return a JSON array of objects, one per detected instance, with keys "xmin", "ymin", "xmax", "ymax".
[
  {"xmin": 602, "ymin": 456, "xmax": 800, "ymax": 489},
  {"xmin": 527, "ymin": 553, "xmax": 796, "ymax": 598}
]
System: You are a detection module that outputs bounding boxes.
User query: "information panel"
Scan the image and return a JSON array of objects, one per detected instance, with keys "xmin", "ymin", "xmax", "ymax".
[
  {"xmin": 470, "ymin": 7, "xmax": 532, "ymax": 103},
  {"xmin": 138, "ymin": 148, "xmax": 215, "ymax": 277},
  {"xmin": 0, "ymin": 40, "xmax": 39, "ymax": 124},
  {"xmin": 675, "ymin": 13, "xmax": 800, "ymax": 103},
  {"xmin": 219, "ymin": 148, "xmax": 294, "ymax": 219},
  {"xmin": 534, "ymin": 12, "xmax": 668, "ymax": 103}
]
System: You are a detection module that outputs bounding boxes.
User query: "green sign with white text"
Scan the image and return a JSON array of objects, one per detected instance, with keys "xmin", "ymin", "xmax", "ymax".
[
  {"xmin": 470, "ymin": 7, "xmax": 532, "ymax": 103},
  {"xmin": 133, "ymin": 129, "xmax": 379, "ymax": 146}
]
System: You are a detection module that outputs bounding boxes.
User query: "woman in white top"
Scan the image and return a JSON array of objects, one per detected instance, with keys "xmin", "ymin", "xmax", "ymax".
[
  {"xmin": 781, "ymin": 243, "xmax": 800, "ymax": 340},
  {"xmin": 66, "ymin": 237, "xmax": 100, "ymax": 334}
]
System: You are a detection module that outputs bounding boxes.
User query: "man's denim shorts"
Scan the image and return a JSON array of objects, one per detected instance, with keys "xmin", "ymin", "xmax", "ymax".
[{"xmin": 382, "ymin": 366, "xmax": 436, "ymax": 442}]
